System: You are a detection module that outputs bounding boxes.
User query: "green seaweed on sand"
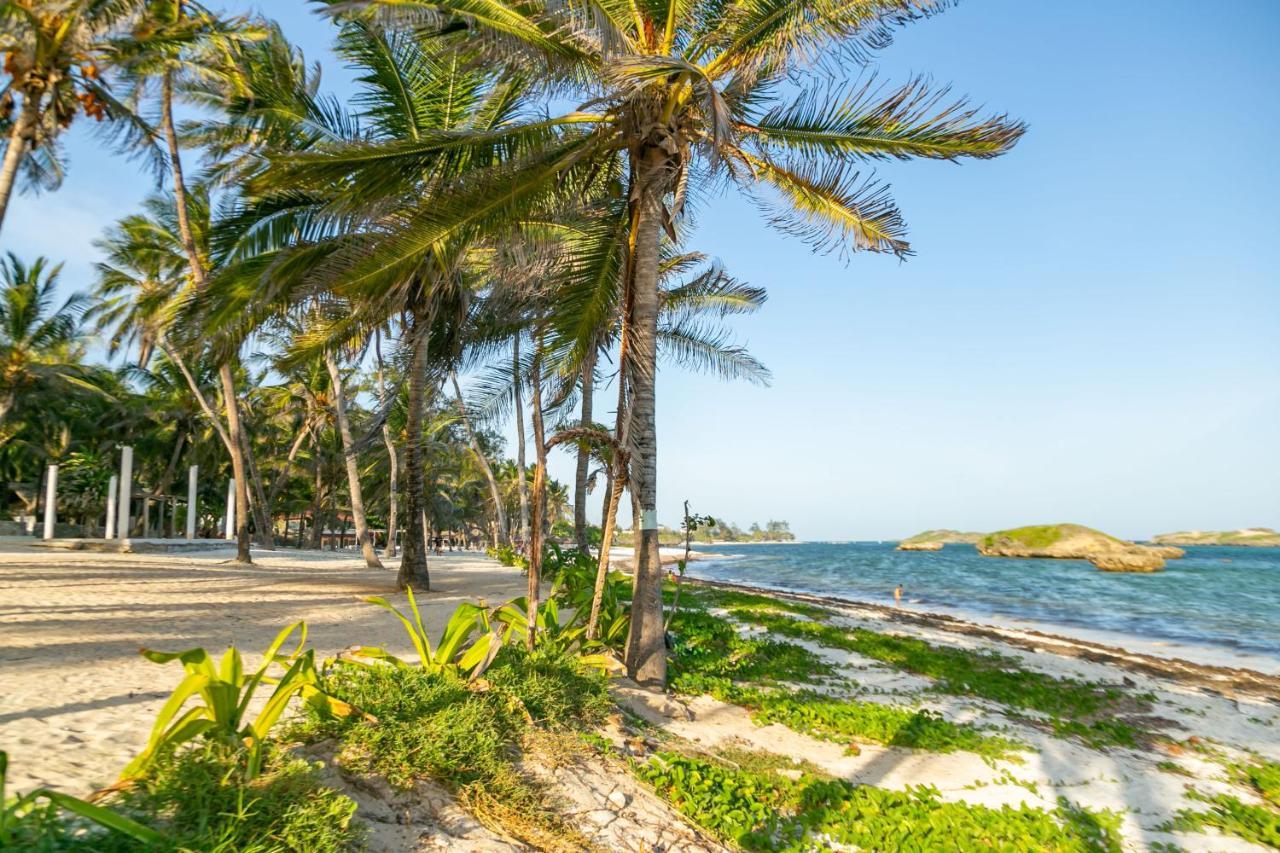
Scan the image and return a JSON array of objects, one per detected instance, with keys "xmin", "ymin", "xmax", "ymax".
[
  {"xmin": 732, "ymin": 609, "xmax": 1155, "ymax": 748},
  {"xmin": 637, "ymin": 750, "xmax": 1122, "ymax": 852}
]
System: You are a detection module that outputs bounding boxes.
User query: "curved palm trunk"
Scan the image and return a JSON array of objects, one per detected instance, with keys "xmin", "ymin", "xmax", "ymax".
[
  {"xmin": 398, "ymin": 307, "xmax": 431, "ymax": 589},
  {"xmin": 0, "ymin": 93, "xmax": 38, "ymax": 237},
  {"xmin": 160, "ymin": 70, "xmax": 252, "ymax": 563},
  {"xmin": 512, "ymin": 336, "xmax": 531, "ymax": 552},
  {"xmin": 375, "ymin": 330, "xmax": 398, "ymax": 558},
  {"xmin": 526, "ymin": 339, "xmax": 548, "ymax": 649},
  {"xmin": 450, "ymin": 371, "xmax": 508, "ymax": 547},
  {"xmin": 588, "ymin": 335, "xmax": 631, "ymax": 639},
  {"xmin": 326, "ymin": 353, "xmax": 383, "ymax": 569},
  {"xmin": 238, "ymin": 409, "xmax": 276, "ymax": 550},
  {"xmin": 623, "ymin": 148, "xmax": 668, "ymax": 686},
  {"xmin": 268, "ymin": 421, "xmax": 311, "ymax": 509},
  {"xmin": 573, "ymin": 348, "xmax": 596, "ymax": 553}
]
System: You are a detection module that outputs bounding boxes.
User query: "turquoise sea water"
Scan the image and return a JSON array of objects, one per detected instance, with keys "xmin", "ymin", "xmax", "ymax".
[{"xmin": 687, "ymin": 542, "xmax": 1280, "ymax": 665}]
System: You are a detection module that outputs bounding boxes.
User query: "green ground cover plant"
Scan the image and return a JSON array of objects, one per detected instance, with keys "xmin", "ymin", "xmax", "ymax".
[
  {"xmin": 733, "ymin": 609, "xmax": 1153, "ymax": 748},
  {"xmin": 1169, "ymin": 789, "xmax": 1280, "ymax": 849},
  {"xmin": 667, "ymin": 607, "xmax": 837, "ymax": 686},
  {"xmin": 676, "ymin": 676, "xmax": 1023, "ymax": 759},
  {"xmin": 637, "ymin": 751, "xmax": 1122, "ymax": 852},
  {"xmin": 678, "ymin": 585, "xmax": 832, "ymax": 621}
]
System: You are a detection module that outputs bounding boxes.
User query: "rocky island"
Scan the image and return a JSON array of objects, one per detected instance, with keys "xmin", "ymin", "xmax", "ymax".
[
  {"xmin": 1152, "ymin": 527, "xmax": 1280, "ymax": 547},
  {"xmin": 977, "ymin": 524, "xmax": 1184, "ymax": 573},
  {"xmin": 896, "ymin": 529, "xmax": 983, "ymax": 551}
]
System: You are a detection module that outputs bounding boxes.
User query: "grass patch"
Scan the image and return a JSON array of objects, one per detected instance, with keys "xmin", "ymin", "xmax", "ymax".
[
  {"xmin": 298, "ymin": 645, "xmax": 609, "ymax": 848},
  {"xmin": 13, "ymin": 746, "xmax": 360, "ymax": 852},
  {"xmin": 676, "ymin": 675, "xmax": 1022, "ymax": 760},
  {"xmin": 735, "ymin": 609, "xmax": 1153, "ymax": 748},
  {"xmin": 638, "ymin": 750, "xmax": 1122, "ymax": 852}
]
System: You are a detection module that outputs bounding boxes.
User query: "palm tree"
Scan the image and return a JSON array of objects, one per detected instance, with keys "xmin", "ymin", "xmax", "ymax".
[
  {"xmin": 210, "ymin": 22, "xmax": 545, "ymax": 589},
  {"xmin": 325, "ymin": 0, "xmax": 1024, "ymax": 683},
  {"xmin": 0, "ymin": 0, "xmax": 151, "ymax": 234},
  {"xmin": 107, "ymin": 0, "xmax": 265, "ymax": 561},
  {"xmin": 0, "ymin": 253, "xmax": 94, "ymax": 429},
  {"xmin": 323, "ymin": 342, "xmax": 384, "ymax": 568}
]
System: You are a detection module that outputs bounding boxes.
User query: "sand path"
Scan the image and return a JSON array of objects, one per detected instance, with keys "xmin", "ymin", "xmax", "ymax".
[{"xmin": 0, "ymin": 542, "xmax": 527, "ymax": 796}]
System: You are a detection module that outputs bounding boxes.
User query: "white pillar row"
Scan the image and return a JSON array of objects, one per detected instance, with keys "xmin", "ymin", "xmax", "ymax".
[
  {"xmin": 117, "ymin": 446, "xmax": 133, "ymax": 541},
  {"xmin": 42, "ymin": 465, "xmax": 58, "ymax": 540},
  {"xmin": 105, "ymin": 474, "xmax": 118, "ymax": 539},
  {"xmin": 186, "ymin": 465, "xmax": 198, "ymax": 540},
  {"xmin": 224, "ymin": 478, "xmax": 236, "ymax": 540}
]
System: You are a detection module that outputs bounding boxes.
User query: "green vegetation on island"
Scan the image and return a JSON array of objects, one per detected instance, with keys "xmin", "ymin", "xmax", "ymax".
[
  {"xmin": 1152, "ymin": 528, "xmax": 1280, "ymax": 547},
  {"xmin": 897, "ymin": 529, "xmax": 984, "ymax": 550},
  {"xmin": 978, "ymin": 524, "xmax": 1184, "ymax": 573}
]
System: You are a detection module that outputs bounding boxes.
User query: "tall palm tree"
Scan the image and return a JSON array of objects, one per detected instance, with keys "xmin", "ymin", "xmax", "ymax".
[
  {"xmin": 326, "ymin": 0, "xmax": 1024, "ymax": 683},
  {"xmin": 211, "ymin": 22, "xmax": 544, "ymax": 589},
  {"xmin": 0, "ymin": 0, "xmax": 152, "ymax": 234},
  {"xmin": 0, "ymin": 254, "xmax": 94, "ymax": 429},
  {"xmin": 107, "ymin": 0, "xmax": 265, "ymax": 561}
]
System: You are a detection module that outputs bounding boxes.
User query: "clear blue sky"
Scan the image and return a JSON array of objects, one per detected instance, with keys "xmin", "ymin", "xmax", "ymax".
[{"xmin": 4, "ymin": 1, "xmax": 1277, "ymax": 540}]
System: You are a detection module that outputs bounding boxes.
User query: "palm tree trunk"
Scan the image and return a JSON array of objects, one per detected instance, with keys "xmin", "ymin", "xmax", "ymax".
[
  {"xmin": 0, "ymin": 93, "xmax": 38, "ymax": 237},
  {"xmin": 512, "ymin": 336, "xmax": 531, "ymax": 552},
  {"xmin": 160, "ymin": 70, "xmax": 251, "ymax": 563},
  {"xmin": 326, "ymin": 353, "xmax": 383, "ymax": 569},
  {"xmin": 375, "ymin": 329, "xmax": 398, "ymax": 558},
  {"xmin": 450, "ymin": 371, "xmax": 508, "ymax": 547},
  {"xmin": 526, "ymin": 337, "xmax": 548, "ymax": 650},
  {"xmin": 237, "ymin": 409, "xmax": 276, "ymax": 549},
  {"xmin": 589, "ymin": 214, "xmax": 636, "ymax": 640},
  {"xmin": 308, "ymin": 445, "xmax": 324, "ymax": 549},
  {"xmin": 268, "ymin": 421, "xmax": 311, "ymax": 508},
  {"xmin": 161, "ymin": 432, "xmax": 186, "ymax": 537},
  {"xmin": 574, "ymin": 347, "xmax": 596, "ymax": 553},
  {"xmin": 588, "ymin": 351, "xmax": 630, "ymax": 639},
  {"xmin": 622, "ymin": 148, "xmax": 668, "ymax": 686},
  {"xmin": 0, "ymin": 391, "xmax": 15, "ymax": 432},
  {"xmin": 398, "ymin": 305, "xmax": 431, "ymax": 590}
]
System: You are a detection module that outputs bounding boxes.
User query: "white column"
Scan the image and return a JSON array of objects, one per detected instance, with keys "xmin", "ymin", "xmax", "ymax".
[
  {"xmin": 186, "ymin": 465, "xmax": 198, "ymax": 540},
  {"xmin": 117, "ymin": 446, "xmax": 133, "ymax": 540},
  {"xmin": 42, "ymin": 465, "xmax": 58, "ymax": 540},
  {"xmin": 105, "ymin": 474, "xmax": 118, "ymax": 539},
  {"xmin": 224, "ymin": 478, "xmax": 236, "ymax": 540}
]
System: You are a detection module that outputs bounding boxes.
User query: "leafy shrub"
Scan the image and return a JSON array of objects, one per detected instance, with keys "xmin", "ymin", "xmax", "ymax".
[
  {"xmin": 122, "ymin": 622, "xmax": 358, "ymax": 781},
  {"xmin": 350, "ymin": 592, "xmax": 503, "ymax": 680},
  {"xmin": 487, "ymin": 544, "xmax": 528, "ymax": 569}
]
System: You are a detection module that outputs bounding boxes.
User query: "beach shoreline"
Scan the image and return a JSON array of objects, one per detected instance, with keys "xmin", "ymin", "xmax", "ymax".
[
  {"xmin": 4, "ymin": 544, "xmax": 1279, "ymax": 851},
  {"xmin": 684, "ymin": 576, "xmax": 1280, "ymax": 698}
]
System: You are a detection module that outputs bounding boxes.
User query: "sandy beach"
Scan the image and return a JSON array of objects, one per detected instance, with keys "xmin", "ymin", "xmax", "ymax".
[{"xmin": 3, "ymin": 543, "xmax": 1278, "ymax": 851}]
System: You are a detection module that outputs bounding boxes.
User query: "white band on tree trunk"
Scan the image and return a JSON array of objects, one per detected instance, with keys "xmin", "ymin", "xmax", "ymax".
[{"xmin": 641, "ymin": 509, "xmax": 658, "ymax": 530}]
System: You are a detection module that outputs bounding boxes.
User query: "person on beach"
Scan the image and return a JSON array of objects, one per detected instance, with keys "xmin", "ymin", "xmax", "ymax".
[{"xmin": 894, "ymin": 584, "xmax": 903, "ymax": 607}]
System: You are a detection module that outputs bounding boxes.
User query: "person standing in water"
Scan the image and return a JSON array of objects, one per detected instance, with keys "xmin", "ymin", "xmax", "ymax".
[{"xmin": 894, "ymin": 584, "xmax": 903, "ymax": 607}]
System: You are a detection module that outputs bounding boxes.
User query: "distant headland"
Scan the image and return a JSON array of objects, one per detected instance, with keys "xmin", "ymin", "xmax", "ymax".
[{"xmin": 1151, "ymin": 528, "xmax": 1280, "ymax": 547}]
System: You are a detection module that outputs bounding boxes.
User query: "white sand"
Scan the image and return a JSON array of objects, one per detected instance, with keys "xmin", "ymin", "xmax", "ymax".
[
  {"xmin": 0, "ymin": 542, "xmax": 527, "ymax": 795},
  {"xmin": 4, "ymin": 542, "xmax": 1278, "ymax": 851}
]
